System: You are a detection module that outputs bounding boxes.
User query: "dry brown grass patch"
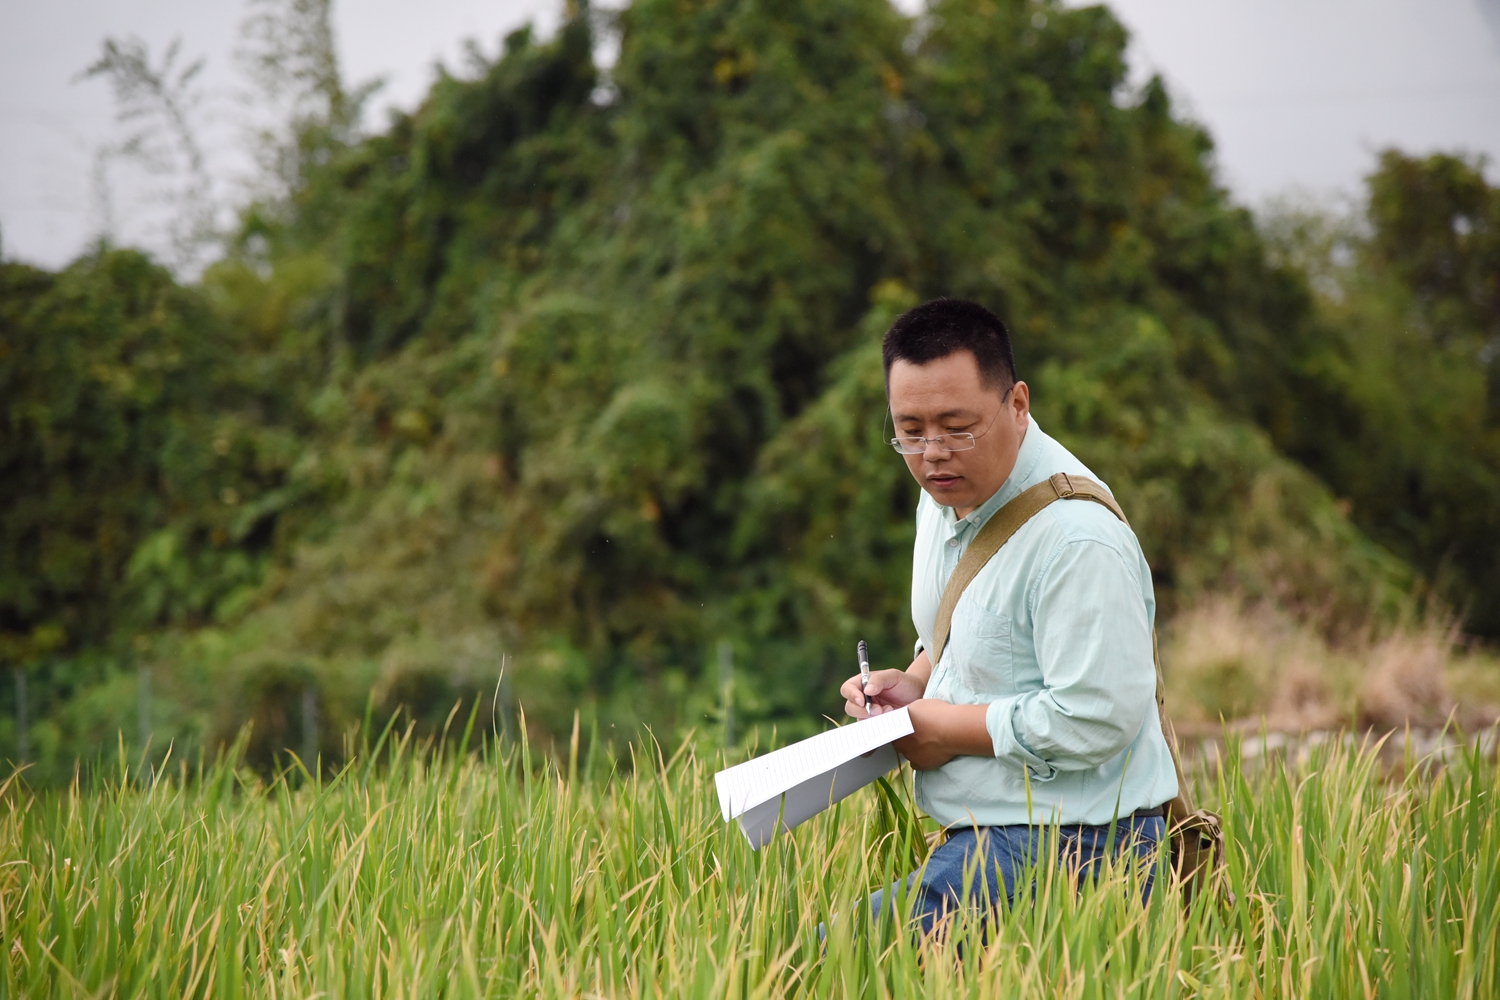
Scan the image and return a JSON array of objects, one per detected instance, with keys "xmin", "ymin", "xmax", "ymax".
[{"xmin": 1160, "ymin": 596, "xmax": 1499, "ymax": 734}]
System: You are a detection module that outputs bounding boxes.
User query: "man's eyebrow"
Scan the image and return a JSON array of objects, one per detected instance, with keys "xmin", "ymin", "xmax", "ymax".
[{"xmin": 893, "ymin": 409, "xmax": 979, "ymax": 422}]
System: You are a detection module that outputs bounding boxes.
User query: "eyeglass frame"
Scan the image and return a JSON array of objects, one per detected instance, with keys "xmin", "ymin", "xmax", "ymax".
[{"xmin": 887, "ymin": 387, "xmax": 1012, "ymax": 455}]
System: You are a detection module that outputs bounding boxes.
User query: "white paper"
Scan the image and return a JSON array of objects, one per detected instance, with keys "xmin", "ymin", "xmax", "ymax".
[{"xmin": 713, "ymin": 708, "xmax": 913, "ymax": 849}]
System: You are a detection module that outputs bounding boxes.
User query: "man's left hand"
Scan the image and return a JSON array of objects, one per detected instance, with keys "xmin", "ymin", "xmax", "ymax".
[{"xmin": 894, "ymin": 699, "xmax": 993, "ymax": 770}]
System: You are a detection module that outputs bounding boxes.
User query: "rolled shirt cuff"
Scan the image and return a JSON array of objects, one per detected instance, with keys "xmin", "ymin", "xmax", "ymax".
[{"xmin": 986, "ymin": 698, "xmax": 1058, "ymax": 782}]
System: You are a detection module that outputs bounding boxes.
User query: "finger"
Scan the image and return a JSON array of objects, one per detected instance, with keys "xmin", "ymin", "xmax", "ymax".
[
  {"xmin": 844, "ymin": 699, "xmax": 870, "ymax": 720},
  {"xmin": 840, "ymin": 677, "xmax": 867, "ymax": 708}
]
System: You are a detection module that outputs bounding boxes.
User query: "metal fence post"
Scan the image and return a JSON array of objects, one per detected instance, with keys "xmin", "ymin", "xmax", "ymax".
[
  {"xmin": 14, "ymin": 669, "xmax": 27, "ymax": 763},
  {"xmin": 137, "ymin": 666, "xmax": 152, "ymax": 750},
  {"xmin": 717, "ymin": 640, "xmax": 734, "ymax": 747},
  {"xmin": 496, "ymin": 656, "xmax": 513, "ymax": 744},
  {"xmin": 301, "ymin": 684, "xmax": 319, "ymax": 769}
]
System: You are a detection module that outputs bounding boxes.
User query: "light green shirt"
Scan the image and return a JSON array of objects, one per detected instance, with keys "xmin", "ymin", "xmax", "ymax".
[{"xmin": 911, "ymin": 416, "xmax": 1178, "ymax": 828}]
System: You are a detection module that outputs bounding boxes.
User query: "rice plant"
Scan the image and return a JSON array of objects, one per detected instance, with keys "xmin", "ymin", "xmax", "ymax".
[{"xmin": 2, "ymin": 719, "xmax": 1495, "ymax": 998}]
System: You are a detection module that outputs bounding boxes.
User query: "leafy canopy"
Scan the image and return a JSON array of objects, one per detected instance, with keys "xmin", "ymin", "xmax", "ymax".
[{"xmin": 4, "ymin": 0, "xmax": 1495, "ymax": 777}]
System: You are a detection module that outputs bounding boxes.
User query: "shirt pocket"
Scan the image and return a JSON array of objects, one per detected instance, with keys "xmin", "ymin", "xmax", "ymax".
[{"xmin": 951, "ymin": 603, "xmax": 1013, "ymax": 700}]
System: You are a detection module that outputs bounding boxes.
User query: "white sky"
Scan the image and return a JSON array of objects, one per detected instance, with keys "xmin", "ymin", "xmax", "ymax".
[
  {"xmin": 2, "ymin": 0, "xmax": 1498, "ymax": 270},
  {"xmin": 1100, "ymin": 0, "xmax": 1500, "ymax": 203}
]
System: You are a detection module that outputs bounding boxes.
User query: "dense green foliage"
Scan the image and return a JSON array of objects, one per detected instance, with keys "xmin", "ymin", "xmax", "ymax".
[
  {"xmin": 3, "ymin": 734, "xmax": 1497, "ymax": 996},
  {"xmin": 1264, "ymin": 151, "xmax": 1500, "ymax": 635},
  {"xmin": 2, "ymin": 0, "xmax": 1497, "ymax": 778}
]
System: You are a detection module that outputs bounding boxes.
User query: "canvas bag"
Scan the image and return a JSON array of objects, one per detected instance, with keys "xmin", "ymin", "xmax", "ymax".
[{"xmin": 927, "ymin": 472, "xmax": 1230, "ymax": 906}]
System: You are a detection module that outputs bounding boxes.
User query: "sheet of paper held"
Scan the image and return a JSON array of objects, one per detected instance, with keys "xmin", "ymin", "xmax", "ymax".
[{"xmin": 713, "ymin": 707, "xmax": 914, "ymax": 849}]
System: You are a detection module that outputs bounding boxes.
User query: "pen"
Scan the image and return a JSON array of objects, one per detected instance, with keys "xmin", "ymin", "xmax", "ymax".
[{"xmin": 857, "ymin": 639, "xmax": 871, "ymax": 710}]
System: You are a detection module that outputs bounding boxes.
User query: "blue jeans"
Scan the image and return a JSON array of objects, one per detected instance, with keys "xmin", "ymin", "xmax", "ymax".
[{"xmin": 869, "ymin": 816, "xmax": 1165, "ymax": 936}]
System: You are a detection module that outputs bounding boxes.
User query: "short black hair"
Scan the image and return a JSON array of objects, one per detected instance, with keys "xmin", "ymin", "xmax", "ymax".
[{"xmin": 881, "ymin": 298, "xmax": 1017, "ymax": 394}]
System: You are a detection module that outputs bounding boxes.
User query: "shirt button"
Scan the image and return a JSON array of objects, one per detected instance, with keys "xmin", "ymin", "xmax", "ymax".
[{"xmin": 947, "ymin": 539, "xmax": 957, "ymax": 547}]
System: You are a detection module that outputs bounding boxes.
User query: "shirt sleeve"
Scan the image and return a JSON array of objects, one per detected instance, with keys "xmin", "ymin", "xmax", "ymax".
[{"xmin": 985, "ymin": 536, "xmax": 1155, "ymax": 781}]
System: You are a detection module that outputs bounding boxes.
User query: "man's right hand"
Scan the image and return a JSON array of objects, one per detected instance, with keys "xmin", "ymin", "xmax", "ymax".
[{"xmin": 841, "ymin": 667, "xmax": 927, "ymax": 719}]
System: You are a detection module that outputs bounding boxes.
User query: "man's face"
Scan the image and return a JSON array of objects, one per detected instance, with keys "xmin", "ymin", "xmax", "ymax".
[{"xmin": 887, "ymin": 350, "xmax": 1030, "ymax": 517}]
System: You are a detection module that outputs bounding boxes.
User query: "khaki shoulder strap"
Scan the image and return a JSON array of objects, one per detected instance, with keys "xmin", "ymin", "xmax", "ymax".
[
  {"xmin": 926, "ymin": 471, "xmax": 1195, "ymax": 815},
  {"xmin": 928, "ymin": 472, "xmax": 1126, "ymax": 666}
]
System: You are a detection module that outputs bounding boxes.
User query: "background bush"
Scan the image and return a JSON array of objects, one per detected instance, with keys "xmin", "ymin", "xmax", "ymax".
[{"xmin": 2, "ymin": 0, "xmax": 1497, "ymax": 782}]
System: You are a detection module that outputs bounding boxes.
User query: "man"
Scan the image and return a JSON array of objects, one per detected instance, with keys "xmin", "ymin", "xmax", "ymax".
[{"xmin": 840, "ymin": 297, "xmax": 1178, "ymax": 934}]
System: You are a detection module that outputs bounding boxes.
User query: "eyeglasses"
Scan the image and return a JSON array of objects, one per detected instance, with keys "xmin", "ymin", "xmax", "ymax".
[
  {"xmin": 889, "ymin": 432, "xmax": 980, "ymax": 454},
  {"xmin": 888, "ymin": 389, "xmax": 1010, "ymax": 455}
]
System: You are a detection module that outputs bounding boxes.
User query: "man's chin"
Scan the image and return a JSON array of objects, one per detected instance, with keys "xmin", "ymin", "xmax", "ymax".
[{"xmin": 923, "ymin": 480, "xmax": 971, "ymax": 506}]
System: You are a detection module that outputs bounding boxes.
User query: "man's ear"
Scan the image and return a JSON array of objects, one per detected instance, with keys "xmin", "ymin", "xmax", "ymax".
[{"xmin": 1010, "ymin": 381, "xmax": 1030, "ymax": 417}]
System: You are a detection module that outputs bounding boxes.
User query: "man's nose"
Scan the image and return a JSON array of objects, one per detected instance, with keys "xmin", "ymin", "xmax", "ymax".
[{"xmin": 923, "ymin": 438, "xmax": 948, "ymax": 460}]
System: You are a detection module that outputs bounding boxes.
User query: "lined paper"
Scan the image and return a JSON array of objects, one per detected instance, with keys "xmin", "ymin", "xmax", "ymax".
[{"xmin": 713, "ymin": 708, "xmax": 913, "ymax": 849}]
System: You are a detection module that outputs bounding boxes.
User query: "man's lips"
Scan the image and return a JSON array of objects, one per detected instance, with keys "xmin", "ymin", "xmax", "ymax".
[{"xmin": 927, "ymin": 474, "xmax": 962, "ymax": 488}]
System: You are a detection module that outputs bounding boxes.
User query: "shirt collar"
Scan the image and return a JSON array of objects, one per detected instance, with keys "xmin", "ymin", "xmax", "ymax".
[{"xmin": 940, "ymin": 415, "xmax": 1043, "ymax": 538}]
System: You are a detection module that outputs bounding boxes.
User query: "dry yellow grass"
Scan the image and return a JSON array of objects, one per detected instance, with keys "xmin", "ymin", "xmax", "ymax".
[{"xmin": 1159, "ymin": 596, "xmax": 1500, "ymax": 735}]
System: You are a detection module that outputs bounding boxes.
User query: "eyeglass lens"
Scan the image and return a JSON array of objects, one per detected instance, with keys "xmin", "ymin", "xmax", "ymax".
[{"xmin": 890, "ymin": 433, "xmax": 977, "ymax": 454}]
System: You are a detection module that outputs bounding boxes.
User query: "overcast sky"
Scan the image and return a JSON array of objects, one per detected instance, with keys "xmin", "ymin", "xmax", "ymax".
[{"xmin": 2, "ymin": 0, "xmax": 1499, "ymax": 270}]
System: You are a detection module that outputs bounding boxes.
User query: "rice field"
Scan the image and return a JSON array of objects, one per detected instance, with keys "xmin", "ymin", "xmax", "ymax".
[{"xmin": 2, "ymin": 718, "xmax": 1496, "ymax": 999}]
